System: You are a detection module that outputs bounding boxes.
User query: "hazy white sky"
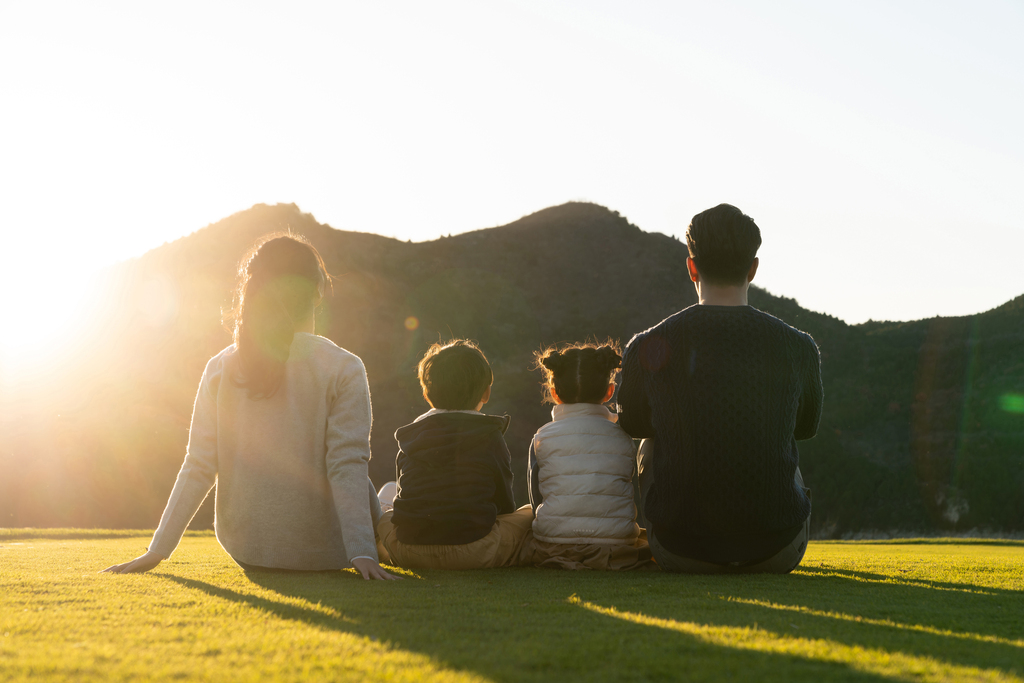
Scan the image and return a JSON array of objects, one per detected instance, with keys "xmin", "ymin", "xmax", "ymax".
[{"xmin": 1, "ymin": 0, "xmax": 1022, "ymax": 347}]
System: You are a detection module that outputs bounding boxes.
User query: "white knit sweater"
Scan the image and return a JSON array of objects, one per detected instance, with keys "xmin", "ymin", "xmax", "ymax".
[
  {"xmin": 148, "ymin": 333, "xmax": 378, "ymax": 569},
  {"xmin": 532, "ymin": 403, "xmax": 640, "ymax": 544}
]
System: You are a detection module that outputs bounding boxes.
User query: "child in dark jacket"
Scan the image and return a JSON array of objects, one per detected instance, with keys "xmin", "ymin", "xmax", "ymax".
[{"xmin": 375, "ymin": 340, "xmax": 533, "ymax": 569}]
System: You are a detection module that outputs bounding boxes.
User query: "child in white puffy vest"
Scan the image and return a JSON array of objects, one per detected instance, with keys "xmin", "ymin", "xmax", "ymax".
[{"xmin": 520, "ymin": 341, "xmax": 652, "ymax": 570}]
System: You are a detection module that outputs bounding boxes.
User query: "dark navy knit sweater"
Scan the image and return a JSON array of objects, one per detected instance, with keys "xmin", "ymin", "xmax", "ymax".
[{"xmin": 618, "ymin": 304, "xmax": 822, "ymax": 564}]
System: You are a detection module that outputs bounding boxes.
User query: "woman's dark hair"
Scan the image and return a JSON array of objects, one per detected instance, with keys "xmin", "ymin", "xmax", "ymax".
[
  {"xmin": 534, "ymin": 341, "xmax": 622, "ymax": 404},
  {"xmin": 227, "ymin": 233, "xmax": 329, "ymax": 398}
]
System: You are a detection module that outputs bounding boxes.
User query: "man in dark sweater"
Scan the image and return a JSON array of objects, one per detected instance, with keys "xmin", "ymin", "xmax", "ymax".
[
  {"xmin": 618, "ymin": 204, "xmax": 822, "ymax": 573},
  {"xmin": 375, "ymin": 339, "xmax": 533, "ymax": 569}
]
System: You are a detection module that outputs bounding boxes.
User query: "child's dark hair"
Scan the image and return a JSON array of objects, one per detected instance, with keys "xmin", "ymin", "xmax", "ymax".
[
  {"xmin": 418, "ymin": 339, "xmax": 493, "ymax": 410},
  {"xmin": 534, "ymin": 341, "xmax": 621, "ymax": 404}
]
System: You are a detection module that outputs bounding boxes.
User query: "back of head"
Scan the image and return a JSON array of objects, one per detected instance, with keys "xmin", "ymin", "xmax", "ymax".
[
  {"xmin": 535, "ymin": 341, "xmax": 622, "ymax": 404},
  {"xmin": 229, "ymin": 233, "xmax": 328, "ymax": 398},
  {"xmin": 685, "ymin": 204, "xmax": 762, "ymax": 286},
  {"xmin": 418, "ymin": 340, "xmax": 493, "ymax": 410}
]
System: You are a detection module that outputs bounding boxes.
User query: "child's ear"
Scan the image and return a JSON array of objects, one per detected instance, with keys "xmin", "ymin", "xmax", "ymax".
[
  {"xmin": 422, "ymin": 388, "xmax": 434, "ymax": 408},
  {"xmin": 549, "ymin": 387, "xmax": 562, "ymax": 404},
  {"xmin": 478, "ymin": 384, "xmax": 492, "ymax": 407},
  {"xmin": 602, "ymin": 383, "xmax": 615, "ymax": 404}
]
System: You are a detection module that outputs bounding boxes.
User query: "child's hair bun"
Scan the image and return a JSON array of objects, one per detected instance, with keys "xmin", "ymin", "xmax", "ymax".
[
  {"xmin": 596, "ymin": 345, "xmax": 622, "ymax": 371},
  {"xmin": 540, "ymin": 351, "xmax": 565, "ymax": 372},
  {"xmin": 533, "ymin": 339, "xmax": 622, "ymax": 405}
]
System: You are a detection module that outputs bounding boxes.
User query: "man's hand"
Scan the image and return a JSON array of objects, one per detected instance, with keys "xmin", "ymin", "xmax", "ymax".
[
  {"xmin": 100, "ymin": 550, "xmax": 165, "ymax": 574},
  {"xmin": 351, "ymin": 557, "xmax": 401, "ymax": 580}
]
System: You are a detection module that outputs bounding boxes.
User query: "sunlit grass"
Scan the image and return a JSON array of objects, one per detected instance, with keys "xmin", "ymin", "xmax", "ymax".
[
  {"xmin": 1, "ymin": 534, "xmax": 1021, "ymax": 682},
  {"xmin": 574, "ymin": 598, "xmax": 1017, "ymax": 683},
  {"xmin": 721, "ymin": 596, "xmax": 1024, "ymax": 648}
]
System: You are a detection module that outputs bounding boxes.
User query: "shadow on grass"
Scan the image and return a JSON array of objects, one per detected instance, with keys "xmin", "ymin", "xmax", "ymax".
[
  {"xmin": 800, "ymin": 565, "xmax": 1024, "ymax": 598},
  {"xmin": 154, "ymin": 570, "xmax": 936, "ymax": 683},
  {"xmin": 814, "ymin": 539, "xmax": 1024, "ymax": 548},
  {"xmin": 593, "ymin": 569, "xmax": 1023, "ymax": 679}
]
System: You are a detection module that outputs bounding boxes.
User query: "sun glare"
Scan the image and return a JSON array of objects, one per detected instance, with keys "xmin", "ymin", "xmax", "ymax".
[{"xmin": 0, "ymin": 270, "xmax": 103, "ymax": 385}]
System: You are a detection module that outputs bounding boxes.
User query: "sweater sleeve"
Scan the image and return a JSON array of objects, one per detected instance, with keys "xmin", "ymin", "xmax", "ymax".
[
  {"xmin": 325, "ymin": 357, "xmax": 379, "ymax": 562},
  {"xmin": 795, "ymin": 337, "xmax": 823, "ymax": 441},
  {"xmin": 528, "ymin": 437, "xmax": 542, "ymax": 512},
  {"xmin": 617, "ymin": 335, "xmax": 655, "ymax": 438},
  {"xmin": 149, "ymin": 358, "xmax": 221, "ymax": 559}
]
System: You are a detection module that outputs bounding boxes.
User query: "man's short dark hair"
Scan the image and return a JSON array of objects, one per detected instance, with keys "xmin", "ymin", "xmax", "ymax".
[
  {"xmin": 418, "ymin": 339, "xmax": 493, "ymax": 410},
  {"xmin": 685, "ymin": 204, "xmax": 762, "ymax": 286}
]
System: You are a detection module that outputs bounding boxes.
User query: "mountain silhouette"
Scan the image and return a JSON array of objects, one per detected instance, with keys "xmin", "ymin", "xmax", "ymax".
[{"xmin": 2, "ymin": 202, "xmax": 1021, "ymax": 534}]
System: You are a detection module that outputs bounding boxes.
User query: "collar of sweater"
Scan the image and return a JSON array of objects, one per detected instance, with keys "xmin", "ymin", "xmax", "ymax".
[
  {"xmin": 414, "ymin": 407, "xmax": 484, "ymax": 423},
  {"xmin": 551, "ymin": 402, "xmax": 618, "ymax": 423}
]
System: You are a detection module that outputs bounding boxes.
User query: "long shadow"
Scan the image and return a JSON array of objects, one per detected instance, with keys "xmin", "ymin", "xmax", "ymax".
[
  {"xmin": 155, "ymin": 571, "xmax": 901, "ymax": 683},
  {"xmin": 816, "ymin": 539, "xmax": 1024, "ymax": 548},
  {"xmin": 800, "ymin": 565, "xmax": 1024, "ymax": 597},
  {"xmin": 596, "ymin": 569, "xmax": 1024, "ymax": 678}
]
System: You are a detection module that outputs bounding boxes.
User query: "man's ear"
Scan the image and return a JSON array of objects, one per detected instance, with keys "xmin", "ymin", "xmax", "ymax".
[
  {"xmin": 686, "ymin": 257, "xmax": 700, "ymax": 283},
  {"xmin": 747, "ymin": 257, "xmax": 759, "ymax": 283}
]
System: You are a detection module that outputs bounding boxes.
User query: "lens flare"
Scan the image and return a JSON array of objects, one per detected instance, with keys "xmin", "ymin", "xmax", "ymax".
[
  {"xmin": 999, "ymin": 393, "xmax": 1024, "ymax": 414},
  {"xmin": 404, "ymin": 316, "xmax": 419, "ymax": 331}
]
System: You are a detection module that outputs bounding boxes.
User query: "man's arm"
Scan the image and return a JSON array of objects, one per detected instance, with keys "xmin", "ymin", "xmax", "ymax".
[
  {"xmin": 795, "ymin": 337, "xmax": 823, "ymax": 440},
  {"xmin": 617, "ymin": 335, "xmax": 655, "ymax": 438}
]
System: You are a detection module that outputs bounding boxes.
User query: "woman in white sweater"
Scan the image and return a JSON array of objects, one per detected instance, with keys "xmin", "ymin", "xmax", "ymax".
[
  {"xmin": 522, "ymin": 342, "xmax": 652, "ymax": 570},
  {"xmin": 103, "ymin": 235, "xmax": 397, "ymax": 580}
]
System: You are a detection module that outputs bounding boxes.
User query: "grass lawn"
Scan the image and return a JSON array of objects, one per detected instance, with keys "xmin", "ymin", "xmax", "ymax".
[{"xmin": 1, "ymin": 530, "xmax": 1022, "ymax": 682}]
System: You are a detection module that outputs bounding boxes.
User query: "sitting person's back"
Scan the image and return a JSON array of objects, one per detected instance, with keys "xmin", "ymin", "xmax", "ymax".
[
  {"xmin": 392, "ymin": 409, "xmax": 514, "ymax": 545},
  {"xmin": 621, "ymin": 305, "xmax": 819, "ymax": 561},
  {"xmin": 107, "ymin": 234, "xmax": 396, "ymax": 580},
  {"xmin": 376, "ymin": 339, "xmax": 532, "ymax": 569},
  {"xmin": 619, "ymin": 204, "xmax": 822, "ymax": 573},
  {"xmin": 521, "ymin": 342, "xmax": 651, "ymax": 571}
]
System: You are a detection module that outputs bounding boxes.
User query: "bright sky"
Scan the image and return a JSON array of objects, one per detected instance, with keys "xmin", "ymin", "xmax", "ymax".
[{"xmin": 2, "ymin": 0, "xmax": 1022, "ymax": 369}]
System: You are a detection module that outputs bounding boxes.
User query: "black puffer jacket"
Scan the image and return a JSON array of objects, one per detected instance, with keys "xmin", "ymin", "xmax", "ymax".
[{"xmin": 392, "ymin": 412, "xmax": 516, "ymax": 545}]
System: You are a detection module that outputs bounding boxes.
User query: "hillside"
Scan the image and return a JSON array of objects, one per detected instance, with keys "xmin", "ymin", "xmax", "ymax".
[{"xmin": 1, "ymin": 202, "xmax": 1021, "ymax": 534}]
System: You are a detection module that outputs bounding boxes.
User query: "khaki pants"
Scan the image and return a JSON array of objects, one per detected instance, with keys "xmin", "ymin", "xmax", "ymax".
[
  {"xmin": 637, "ymin": 439, "xmax": 810, "ymax": 574},
  {"xmin": 376, "ymin": 505, "xmax": 534, "ymax": 570}
]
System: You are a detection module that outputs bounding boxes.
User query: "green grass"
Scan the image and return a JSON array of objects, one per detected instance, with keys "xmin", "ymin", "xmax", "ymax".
[{"xmin": 1, "ymin": 533, "xmax": 1022, "ymax": 682}]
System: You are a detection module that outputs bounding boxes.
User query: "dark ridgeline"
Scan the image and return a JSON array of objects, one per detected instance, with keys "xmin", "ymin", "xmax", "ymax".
[{"xmin": 1, "ymin": 202, "xmax": 1021, "ymax": 535}]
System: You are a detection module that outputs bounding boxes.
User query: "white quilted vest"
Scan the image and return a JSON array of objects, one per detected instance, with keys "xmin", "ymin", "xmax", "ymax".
[{"xmin": 532, "ymin": 402, "xmax": 640, "ymax": 544}]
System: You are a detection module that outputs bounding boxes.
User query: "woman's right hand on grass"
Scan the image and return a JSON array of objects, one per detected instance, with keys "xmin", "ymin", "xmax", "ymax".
[
  {"xmin": 351, "ymin": 557, "xmax": 401, "ymax": 580},
  {"xmin": 100, "ymin": 550, "xmax": 165, "ymax": 574}
]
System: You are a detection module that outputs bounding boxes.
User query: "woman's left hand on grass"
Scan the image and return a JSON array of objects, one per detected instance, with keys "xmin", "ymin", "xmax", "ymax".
[
  {"xmin": 100, "ymin": 550, "xmax": 165, "ymax": 574},
  {"xmin": 351, "ymin": 557, "xmax": 401, "ymax": 580}
]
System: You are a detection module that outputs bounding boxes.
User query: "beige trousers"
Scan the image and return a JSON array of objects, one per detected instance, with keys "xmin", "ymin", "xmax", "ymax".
[{"xmin": 376, "ymin": 505, "xmax": 534, "ymax": 570}]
